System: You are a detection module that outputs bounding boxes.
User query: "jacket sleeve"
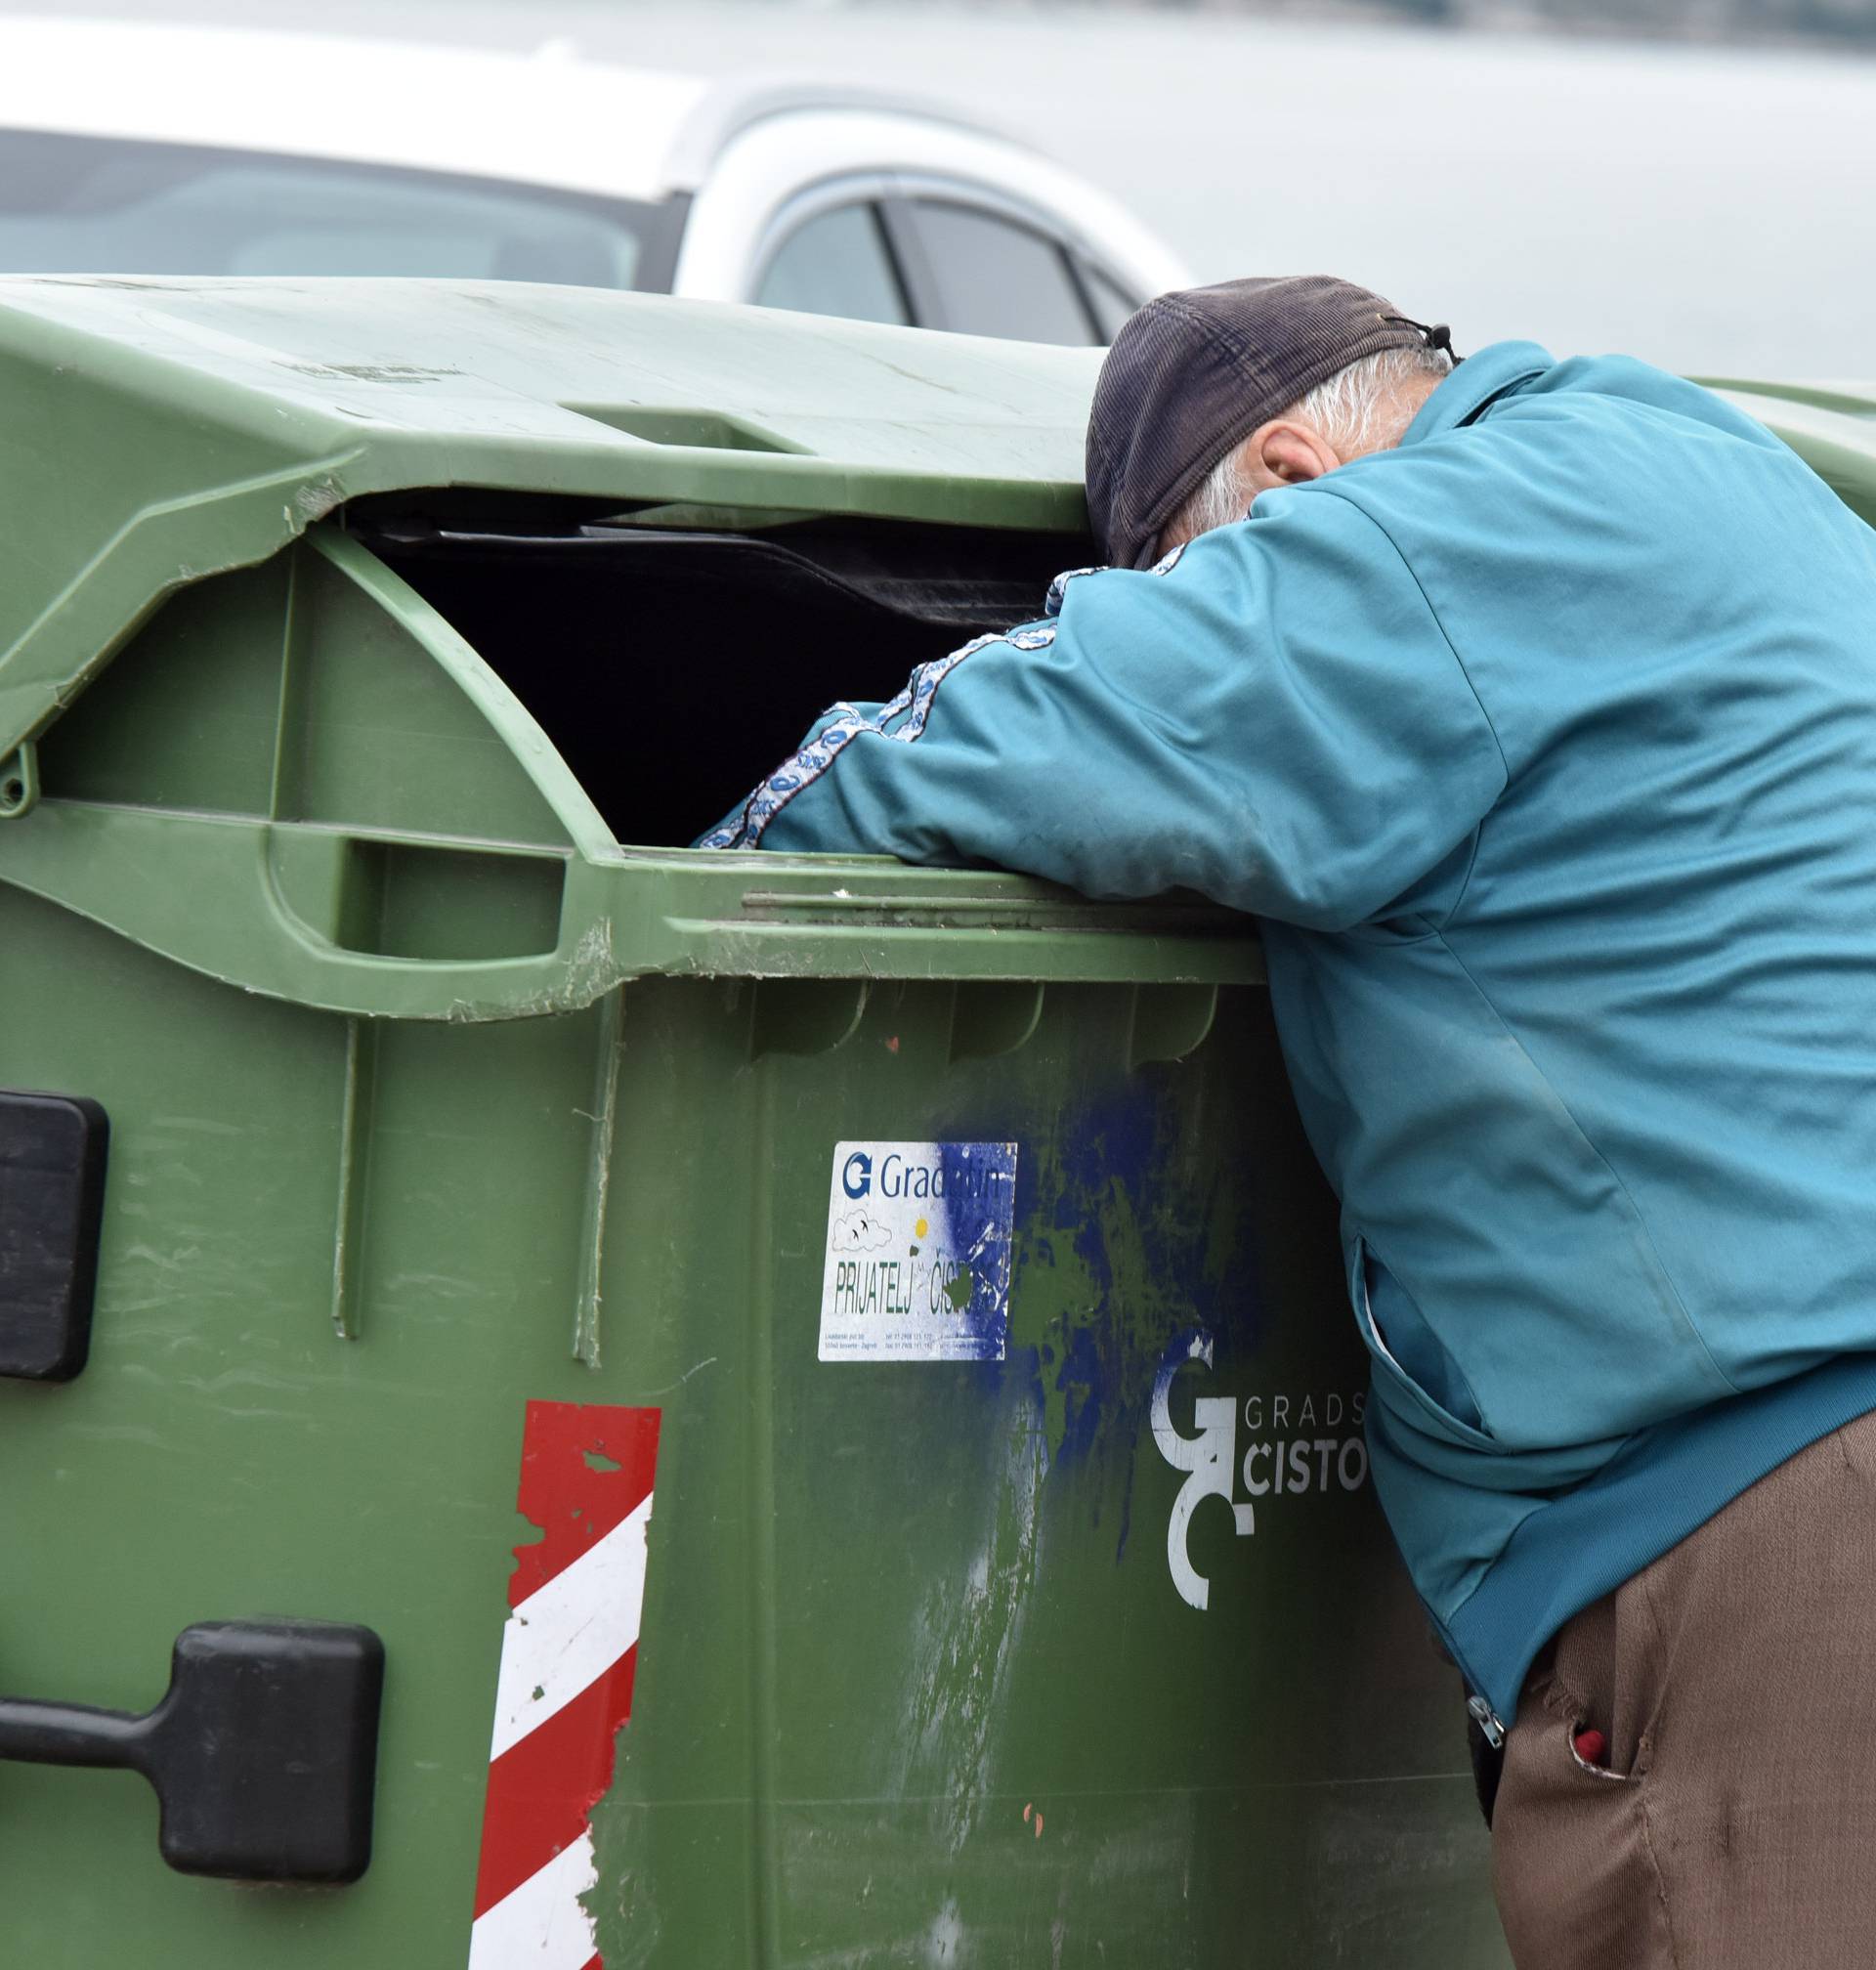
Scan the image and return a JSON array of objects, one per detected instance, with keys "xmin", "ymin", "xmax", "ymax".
[{"xmin": 702, "ymin": 486, "xmax": 1509, "ymax": 931}]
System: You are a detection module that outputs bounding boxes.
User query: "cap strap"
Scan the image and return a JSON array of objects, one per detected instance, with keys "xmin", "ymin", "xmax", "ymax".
[{"xmin": 1384, "ymin": 314, "xmax": 1463, "ymax": 364}]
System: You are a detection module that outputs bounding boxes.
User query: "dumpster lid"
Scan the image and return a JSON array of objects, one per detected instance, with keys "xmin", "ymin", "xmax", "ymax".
[
  {"xmin": 1699, "ymin": 375, "xmax": 1876, "ymax": 531},
  {"xmin": 0, "ymin": 276, "xmax": 1102, "ymax": 761}
]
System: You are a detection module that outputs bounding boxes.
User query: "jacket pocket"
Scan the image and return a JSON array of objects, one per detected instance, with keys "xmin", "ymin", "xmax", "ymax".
[{"xmin": 1349, "ymin": 1233, "xmax": 1496, "ymax": 1451}]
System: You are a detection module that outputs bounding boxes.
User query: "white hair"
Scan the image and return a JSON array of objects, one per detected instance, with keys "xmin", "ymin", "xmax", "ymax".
[{"xmin": 1160, "ymin": 344, "xmax": 1454, "ymax": 554}]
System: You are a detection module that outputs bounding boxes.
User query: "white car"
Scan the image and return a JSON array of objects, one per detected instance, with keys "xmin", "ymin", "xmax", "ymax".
[{"xmin": 0, "ymin": 17, "xmax": 1186, "ymax": 343}]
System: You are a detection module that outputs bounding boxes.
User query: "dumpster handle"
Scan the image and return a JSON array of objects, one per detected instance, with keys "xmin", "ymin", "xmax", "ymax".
[
  {"xmin": 0, "ymin": 1694, "xmax": 145, "ymax": 1767},
  {"xmin": 0, "ymin": 739, "xmax": 37, "ymax": 820},
  {"xmin": 0, "ymin": 1618, "xmax": 383, "ymax": 1885}
]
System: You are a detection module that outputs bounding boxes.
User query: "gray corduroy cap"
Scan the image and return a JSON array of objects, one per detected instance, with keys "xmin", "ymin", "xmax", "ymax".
[{"xmin": 1085, "ymin": 275, "xmax": 1454, "ymax": 570}]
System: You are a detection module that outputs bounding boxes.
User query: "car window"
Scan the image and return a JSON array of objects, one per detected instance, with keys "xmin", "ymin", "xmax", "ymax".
[
  {"xmin": 752, "ymin": 202, "xmax": 910, "ymax": 326},
  {"xmin": 1081, "ymin": 264, "xmax": 1143, "ymax": 341},
  {"xmin": 0, "ymin": 131, "xmax": 659, "ymax": 287},
  {"xmin": 905, "ymin": 200, "xmax": 1095, "ymax": 345}
]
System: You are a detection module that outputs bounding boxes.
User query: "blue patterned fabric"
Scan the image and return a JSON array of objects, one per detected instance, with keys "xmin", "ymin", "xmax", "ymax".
[
  {"xmin": 698, "ymin": 626, "xmax": 1059, "ymax": 852},
  {"xmin": 700, "ymin": 546, "xmax": 1187, "ymax": 852}
]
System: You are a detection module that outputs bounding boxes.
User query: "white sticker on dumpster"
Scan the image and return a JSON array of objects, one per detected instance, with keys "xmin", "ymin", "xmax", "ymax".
[{"xmin": 820, "ymin": 1141, "xmax": 1018, "ymax": 1361}]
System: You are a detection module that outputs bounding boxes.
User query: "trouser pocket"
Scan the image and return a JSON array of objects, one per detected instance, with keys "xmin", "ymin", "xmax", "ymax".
[{"xmin": 1491, "ymin": 1688, "xmax": 1667, "ymax": 1970}]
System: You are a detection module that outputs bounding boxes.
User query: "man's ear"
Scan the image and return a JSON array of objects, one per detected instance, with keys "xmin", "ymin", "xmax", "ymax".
[{"xmin": 1253, "ymin": 418, "xmax": 1342, "ymax": 486}]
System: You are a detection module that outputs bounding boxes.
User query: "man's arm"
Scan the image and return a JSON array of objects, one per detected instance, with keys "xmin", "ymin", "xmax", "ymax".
[{"xmin": 704, "ymin": 488, "xmax": 1508, "ymax": 932}]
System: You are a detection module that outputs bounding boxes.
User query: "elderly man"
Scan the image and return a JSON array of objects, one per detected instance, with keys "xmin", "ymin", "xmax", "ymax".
[{"xmin": 704, "ymin": 277, "xmax": 1876, "ymax": 1967}]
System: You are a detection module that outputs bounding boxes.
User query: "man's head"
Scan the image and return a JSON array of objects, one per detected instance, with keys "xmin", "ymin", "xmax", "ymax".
[{"xmin": 1084, "ymin": 276, "xmax": 1457, "ymax": 569}]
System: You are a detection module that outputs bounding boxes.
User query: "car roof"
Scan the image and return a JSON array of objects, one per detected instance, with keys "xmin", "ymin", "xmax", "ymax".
[{"xmin": 0, "ymin": 14, "xmax": 1053, "ymax": 203}]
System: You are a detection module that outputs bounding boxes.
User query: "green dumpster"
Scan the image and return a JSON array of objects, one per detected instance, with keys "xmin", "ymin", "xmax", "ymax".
[{"xmin": 0, "ymin": 273, "xmax": 1684, "ymax": 1968}]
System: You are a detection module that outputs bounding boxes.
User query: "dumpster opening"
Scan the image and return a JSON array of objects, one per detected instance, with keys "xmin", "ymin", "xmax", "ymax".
[{"xmin": 353, "ymin": 502, "xmax": 1086, "ymax": 851}]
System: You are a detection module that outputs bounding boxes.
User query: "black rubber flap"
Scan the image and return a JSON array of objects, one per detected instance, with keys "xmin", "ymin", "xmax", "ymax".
[
  {"xmin": 149, "ymin": 1620, "xmax": 385, "ymax": 1883},
  {"xmin": 0, "ymin": 1090, "xmax": 108, "ymax": 1380},
  {"xmin": 0, "ymin": 1618, "xmax": 385, "ymax": 1884}
]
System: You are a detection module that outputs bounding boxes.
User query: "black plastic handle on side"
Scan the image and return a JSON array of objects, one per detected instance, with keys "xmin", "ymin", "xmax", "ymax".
[
  {"xmin": 0, "ymin": 1619, "xmax": 385, "ymax": 1883},
  {"xmin": 0, "ymin": 1088, "xmax": 109, "ymax": 1379}
]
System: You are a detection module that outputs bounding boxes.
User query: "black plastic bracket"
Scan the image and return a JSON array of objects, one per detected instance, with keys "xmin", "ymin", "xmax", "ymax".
[
  {"xmin": 0, "ymin": 1088, "xmax": 109, "ymax": 1379},
  {"xmin": 0, "ymin": 1619, "xmax": 385, "ymax": 1883}
]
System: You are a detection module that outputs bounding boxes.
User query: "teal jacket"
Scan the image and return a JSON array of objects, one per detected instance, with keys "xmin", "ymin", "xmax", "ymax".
[{"xmin": 704, "ymin": 343, "xmax": 1876, "ymax": 1727}]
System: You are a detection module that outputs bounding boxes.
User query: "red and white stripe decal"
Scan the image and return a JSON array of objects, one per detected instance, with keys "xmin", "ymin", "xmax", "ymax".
[{"xmin": 467, "ymin": 1400, "xmax": 661, "ymax": 1970}]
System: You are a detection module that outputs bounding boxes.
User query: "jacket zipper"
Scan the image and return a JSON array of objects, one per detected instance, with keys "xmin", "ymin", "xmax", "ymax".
[
  {"xmin": 1467, "ymin": 1692, "xmax": 1507, "ymax": 1749},
  {"xmin": 1426, "ymin": 1605, "xmax": 1508, "ymax": 1747}
]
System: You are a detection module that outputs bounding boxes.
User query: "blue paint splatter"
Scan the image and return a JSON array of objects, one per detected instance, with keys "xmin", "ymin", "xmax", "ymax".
[
  {"xmin": 942, "ymin": 1071, "xmax": 1266, "ymax": 1564},
  {"xmin": 934, "ymin": 1138, "xmax": 1017, "ymax": 1362}
]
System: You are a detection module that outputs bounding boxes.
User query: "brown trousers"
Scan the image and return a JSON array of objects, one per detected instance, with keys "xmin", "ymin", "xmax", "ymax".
[{"xmin": 1490, "ymin": 1409, "xmax": 1876, "ymax": 1967}]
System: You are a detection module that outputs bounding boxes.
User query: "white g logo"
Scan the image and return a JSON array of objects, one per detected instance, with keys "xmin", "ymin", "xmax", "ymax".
[{"xmin": 1150, "ymin": 1330, "xmax": 1255, "ymax": 1611}]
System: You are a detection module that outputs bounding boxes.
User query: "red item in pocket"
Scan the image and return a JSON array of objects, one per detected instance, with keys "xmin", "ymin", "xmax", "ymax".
[{"xmin": 1573, "ymin": 1727, "xmax": 1609, "ymax": 1768}]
